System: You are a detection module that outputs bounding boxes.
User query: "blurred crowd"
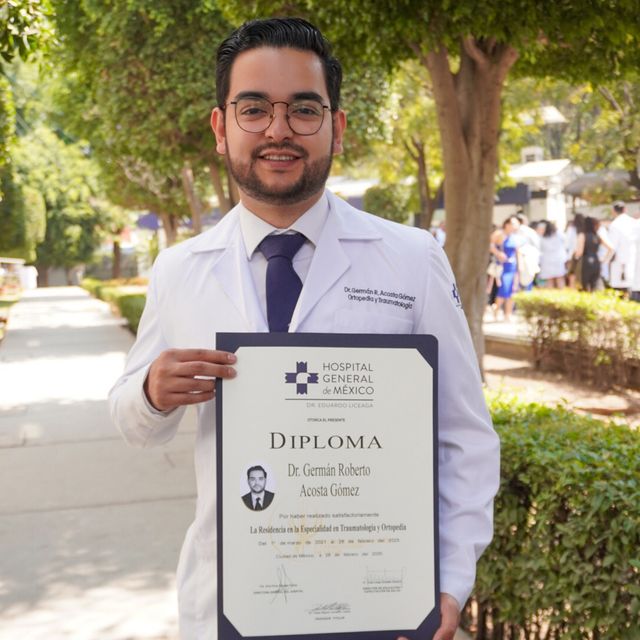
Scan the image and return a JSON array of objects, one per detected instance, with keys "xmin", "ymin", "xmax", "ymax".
[{"xmin": 484, "ymin": 200, "xmax": 640, "ymax": 322}]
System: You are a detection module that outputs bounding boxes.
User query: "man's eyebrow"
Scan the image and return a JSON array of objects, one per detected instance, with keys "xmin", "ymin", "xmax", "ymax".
[
  {"xmin": 232, "ymin": 91, "xmax": 326, "ymax": 103},
  {"xmin": 292, "ymin": 91, "xmax": 325, "ymax": 103},
  {"xmin": 233, "ymin": 91, "xmax": 269, "ymax": 101}
]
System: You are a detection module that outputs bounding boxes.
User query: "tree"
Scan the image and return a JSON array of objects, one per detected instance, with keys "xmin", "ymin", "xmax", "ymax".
[
  {"xmin": 52, "ymin": 0, "xmax": 237, "ymax": 239},
  {"xmin": 219, "ymin": 1, "xmax": 640, "ymax": 361},
  {"xmin": 0, "ymin": 165, "xmax": 46, "ymax": 261},
  {"xmin": 370, "ymin": 60, "xmax": 443, "ymax": 229},
  {"xmin": 0, "ymin": 0, "xmax": 52, "ymax": 181},
  {"xmin": 12, "ymin": 126, "xmax": 103, "ymax": 283}
]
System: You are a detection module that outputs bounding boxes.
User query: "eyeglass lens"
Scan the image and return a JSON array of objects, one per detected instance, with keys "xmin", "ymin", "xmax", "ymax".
[{"xmin": 233, "ymin": 97, "xmax": 327, "ymax": 135}]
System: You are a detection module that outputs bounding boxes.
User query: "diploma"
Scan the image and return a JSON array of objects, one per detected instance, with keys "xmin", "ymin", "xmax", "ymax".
[{"xmin": 216, "ymin": 333, "xmax": 440, "ymax": 640}]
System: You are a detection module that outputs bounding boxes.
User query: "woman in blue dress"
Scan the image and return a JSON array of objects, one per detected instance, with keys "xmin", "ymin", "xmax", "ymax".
[{"xmin": 489, "ymin": 216, "xmax": 521, "ymax": 321}]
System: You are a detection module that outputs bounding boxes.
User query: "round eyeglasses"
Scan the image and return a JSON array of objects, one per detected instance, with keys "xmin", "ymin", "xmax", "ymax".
[{"xmin": 225, "ymin": 97, "xmax": 331, "ymax": 136}]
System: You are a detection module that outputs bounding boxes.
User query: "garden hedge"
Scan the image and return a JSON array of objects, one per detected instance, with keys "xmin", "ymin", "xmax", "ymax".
[
  {"xmin": 467, "ymin": 397, "xmax": 640, "ymax": 639},
  {"xmin": 81, "ymin": 277, "xmax": 147, "ymax": 333},
  {"xmin": 513, "ymin": 289, "xmax": 640, "ymax": 388}
]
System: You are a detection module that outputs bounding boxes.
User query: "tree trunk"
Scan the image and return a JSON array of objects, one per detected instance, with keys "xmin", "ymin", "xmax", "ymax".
[
  {"xmin": 112, "ymin": 240, "xmax": 121, "ymax": 279},
  {"xmin": 209, "ymin": 161, "xmax": 232, "ymax": 214},
  {"xmin": 158, "ymin": 212, "xmax": 179, "ymax": 246},
  {"xmin": 413, "ymin": 137, "xmax": 434, "ymax": 230},
  {"xmin": 415, "ymin": 39, "xmax": 518, "ymax": 367},
  {"xmin": 37, "ymin": 264, "xmax": 49, "ymax": 287},
  {"xmin": 180, "ymin": 162, "xmax": 203, "ymax": 235}
]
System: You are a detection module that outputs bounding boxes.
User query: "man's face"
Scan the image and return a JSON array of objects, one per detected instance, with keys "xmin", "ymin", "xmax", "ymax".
[
  {"xmin": 211, "ymin": 47, "xmax": 346, "ymax": 210},
  {"xmin": 248, "ymin": 470, "xmax": 266, "ymax": 494}
]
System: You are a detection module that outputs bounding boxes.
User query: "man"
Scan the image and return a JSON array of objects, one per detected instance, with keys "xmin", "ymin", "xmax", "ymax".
[
  {"xmin": 109, "ymin": 17, "xmax": 499, "ymax": 640},
  {"xmin": 241, "ymin": 465, "xmax": 274, "ymax": 511},
  {"xmin": 607, "ymin": 200, "xmax": 636, "ymax": 292}
]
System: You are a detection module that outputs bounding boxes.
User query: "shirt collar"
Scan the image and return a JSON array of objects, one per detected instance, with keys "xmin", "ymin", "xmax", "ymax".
[{"xmin": 238, "ymin": 192, "xmax": 329, "ymax": 259}]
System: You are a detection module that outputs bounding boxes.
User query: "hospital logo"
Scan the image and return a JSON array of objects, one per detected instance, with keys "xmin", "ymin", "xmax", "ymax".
[
  {"xmin": 285, "ymin": 361, "xmax": 319, "ymax": 395},
  {"xmin": 452, "ymin": 283, "xmax": 462, "ymax": 308}
]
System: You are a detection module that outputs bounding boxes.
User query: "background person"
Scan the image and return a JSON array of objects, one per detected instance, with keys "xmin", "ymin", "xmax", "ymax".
[
  {"xmin": 489, "ymin": 215, "xmax": 521, "ymax": 321},
  {"xmin": 574, "ymin": 216, "xmax": 614, "ymax": 292},
  {"xmin": 608, "ymin": 200, "xmax": 637, "ymax": 293},
  {"xmin": 564, "ymin": 213, "xmax": 585, "ymax": 288},
  {"xmin": 537, "ymin": 220, "xmax": 567, "ymax": 288}
]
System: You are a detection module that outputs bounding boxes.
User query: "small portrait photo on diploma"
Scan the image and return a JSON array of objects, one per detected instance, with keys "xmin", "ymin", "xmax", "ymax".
[{"xmin": 241, "ymin": 464, "xmax": 275, "ymax": 512}]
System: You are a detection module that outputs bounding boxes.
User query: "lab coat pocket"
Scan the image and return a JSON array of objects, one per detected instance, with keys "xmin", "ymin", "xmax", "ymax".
[{"xmin": 333, "ymin": 308, "xmax": 414, "ymax": 334}]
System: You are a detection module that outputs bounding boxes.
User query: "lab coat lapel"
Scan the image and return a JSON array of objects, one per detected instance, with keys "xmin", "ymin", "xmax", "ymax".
[
  {"xmin": 190, "ymin": 210, "xmax": 267, "ymax": 332},
  {"xmin": 290, "ymin": 192, "xmax": 381, "ymax": 331}
]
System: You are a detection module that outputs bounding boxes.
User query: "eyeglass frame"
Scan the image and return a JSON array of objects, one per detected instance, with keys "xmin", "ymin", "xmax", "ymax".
[{"xmin": 221, "ymin": 95, "xmax": 335, "ymax": 136}]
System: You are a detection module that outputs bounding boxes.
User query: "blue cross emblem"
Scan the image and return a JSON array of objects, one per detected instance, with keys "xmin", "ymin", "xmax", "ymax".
[
  {"xmin": 285, "ymin": 361, "xmax": 319, "ymax": 395},
  {"xmin": 452, "ymin": 284, "xmax": 461, "ymax": 306}
]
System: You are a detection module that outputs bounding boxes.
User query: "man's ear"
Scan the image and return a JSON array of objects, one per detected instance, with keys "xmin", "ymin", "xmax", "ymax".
[
  {"xmin": 211, "ymin": 107, "xmax": 227, "ymax": 155},
  {"xmin": 332, "ymin": 109, "xmax": 347, "ymax": 155}
]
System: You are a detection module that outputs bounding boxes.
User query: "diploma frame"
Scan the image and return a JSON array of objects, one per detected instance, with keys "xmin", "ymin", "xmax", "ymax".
[{"xmin": 216, "ymin": 333, "xmax": 440, "ymax": 640}]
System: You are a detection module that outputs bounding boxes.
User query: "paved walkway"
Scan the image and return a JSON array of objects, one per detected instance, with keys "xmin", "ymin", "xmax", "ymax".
[
  {"xmin": 0, "ymin": 287, "xmax": 197, "ymax": 640},
  {"xmin": 0, "ymin": 287, "xmax": 471, "ymax": 640}
]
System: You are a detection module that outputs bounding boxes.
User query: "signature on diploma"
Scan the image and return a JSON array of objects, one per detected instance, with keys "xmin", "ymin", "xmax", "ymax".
[
  {"xmin": 308, "ymin": 602, "xmax": 351, "ymax": 614},
  {"xmin": 364, "ymin": 567, "xmax": 405, "ymax": 585},
  {"xmin": 271, "ymin": 564, "xmax": 295, "ymax": 604}
]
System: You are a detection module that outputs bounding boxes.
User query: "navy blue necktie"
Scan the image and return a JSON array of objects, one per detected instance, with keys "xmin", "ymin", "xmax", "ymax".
[{"xmin": 258, "ymin": 233, "xmax": 306, "ymax": 332}]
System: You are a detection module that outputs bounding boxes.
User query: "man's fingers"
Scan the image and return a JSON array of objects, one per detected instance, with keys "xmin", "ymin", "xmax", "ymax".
[
  {"xmin": 174, "ymin": 361, "xmax": 237, "ymax": 380},
  {"xmin": 168, "ymin": 377, "xmax": 216, "ymax": 394},
  {"xmin": 165, "ymin": 391, "xmax": 216, "ymax": 406},
  {"xmin": 170, "ymin": 348, "xmax": 237, "ymax": 364}
]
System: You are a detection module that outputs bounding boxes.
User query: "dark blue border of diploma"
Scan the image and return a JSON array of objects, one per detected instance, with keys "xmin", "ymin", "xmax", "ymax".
[{"xmin": 216, "ymin": 333, "xmax": 440, "ymax": 640}]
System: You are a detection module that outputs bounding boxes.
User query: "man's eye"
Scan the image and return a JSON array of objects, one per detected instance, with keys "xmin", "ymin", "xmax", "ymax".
[
  {"xmin": 290, "ymin": 103, "xmax": 322, "ymax": 117},
  {"xmin": 240, "ymin": 106, "xmax": 268, "ymax": 117}
]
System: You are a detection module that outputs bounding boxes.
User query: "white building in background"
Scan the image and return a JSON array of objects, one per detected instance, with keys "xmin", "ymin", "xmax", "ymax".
[{"xmin": 502, "ymin": 146, "xmax": 579, "ymax": 230}]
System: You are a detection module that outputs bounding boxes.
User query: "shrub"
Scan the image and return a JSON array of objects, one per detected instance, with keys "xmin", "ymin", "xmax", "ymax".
[
  {"xmin": 116, "ymin": 294, "xmax": 146, "ymax": 334},
  {"xmin": 81, "ymin": 277, "xmax": 147, "ymax": 333},
  {"xmin": 466, "ymin": 397, "xmax": 640, "ymax": 638},
  {"xmin": 362, "ymin": 183, "xmax": 411, "ymax": 223},
  {"xmin": 513, "ymin": 289, "xmax": 640, "ymax": 388}
]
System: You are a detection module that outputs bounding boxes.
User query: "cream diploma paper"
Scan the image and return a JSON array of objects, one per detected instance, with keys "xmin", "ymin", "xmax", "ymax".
[{"xmin": 217, "ymin": 335, "xmax": 438, "ymax": 638}]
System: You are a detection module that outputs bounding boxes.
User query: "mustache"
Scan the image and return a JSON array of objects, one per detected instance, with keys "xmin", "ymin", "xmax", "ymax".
[{"xmin": 252, "ymin": 142, "xmax": 308, "ymax": 160}]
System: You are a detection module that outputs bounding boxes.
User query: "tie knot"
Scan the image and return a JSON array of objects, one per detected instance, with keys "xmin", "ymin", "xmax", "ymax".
[{"xmin": 258, "ymin": 232, "xmax": 305, "ymax": 261}]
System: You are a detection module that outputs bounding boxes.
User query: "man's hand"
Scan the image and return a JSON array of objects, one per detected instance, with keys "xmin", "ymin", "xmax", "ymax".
[
  {"xmin": 144, "ymin": 349, "xmax": 237, "ymax": 412},
  {"xmin": 397, "ymin": 593, "xmax": 460, "ymax": 640}
]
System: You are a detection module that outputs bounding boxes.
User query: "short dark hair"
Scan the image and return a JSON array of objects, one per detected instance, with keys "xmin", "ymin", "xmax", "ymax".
[
  {"xmin": 541, "ymin": 220, "xmax": 557, "ymax": 237},
  {"xmin": 502, "ymin": 215, "xmax": 518, "ymax": 229},
  {"xmin": 613, "ymin": 200, "xmax": 625, "ymax": 214},
  {"xmin": 247, "ymin": 465, "xmax": 267, "ymax": 478},
  {"xmin": 216, "ymin": 17, "xmax": 343, "ymax": 111}
]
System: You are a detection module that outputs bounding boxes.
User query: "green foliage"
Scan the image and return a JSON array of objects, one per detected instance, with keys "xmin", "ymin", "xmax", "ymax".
[
  {"xmin": 116, "ymin": 293, "xmax": 146, "ymax": 334},
  {"xmin": 0, "ymin": 0, "xmax": 52, "ymax": 63},
  {"xmin": 11, "ymin": 125, "xmax": 104, "ymax": 268},
  {"xmin": 0, "ymin": 74, "xmax": 16, "ymax": 171},
  {"xmin": 470, "ymin": 397, "xmax": 640, "ymax": 638},
  {"xmin": 51, "ymin": 0, "xmax": 233, "ymax": 218},
  {"xmin": 513, "ymin": 289, "xmax": 640, "ymax": 388},
  {"xmin": 219, "ymin": 1, "xmax": 640, "ymax": 84},
  {"xmin": 0, "ymin": 164, "xmax": 46, "ymax": 261},
  {"xmin": 362, "ymin": 183, "xmax": 410, "ymax": 224},
  {"xmin": 81, "ymin": 277, "xmax": 147, "ymax": 333}
]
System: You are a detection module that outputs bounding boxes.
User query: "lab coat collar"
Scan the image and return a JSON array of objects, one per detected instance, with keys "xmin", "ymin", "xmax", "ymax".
[
  {"xmin": 186, "ymin": 190, "xmax": 383, "ymax": 332},
  {"xmin": 289, "ymin": 191, "xmax": 383, "ymax": 330}
]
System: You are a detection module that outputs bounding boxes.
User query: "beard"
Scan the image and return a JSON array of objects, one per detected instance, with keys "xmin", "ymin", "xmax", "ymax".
[{"xmin": 225, "ymin": 141, "xmax": 333, "ymax": 206}]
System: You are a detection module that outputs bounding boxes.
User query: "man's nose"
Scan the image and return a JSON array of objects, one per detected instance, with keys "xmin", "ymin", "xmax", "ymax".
[{"xmin": 265, "ymin": 104, "xmax": 293, "ymax": 140}]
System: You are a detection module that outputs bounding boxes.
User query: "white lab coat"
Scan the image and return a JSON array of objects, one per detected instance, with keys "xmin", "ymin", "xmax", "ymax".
[
  {"xmin": 608, "ymin": 213, "xmax": 637, "ymax": 289},
  {"xmin": 109, "ymin": 190, "xmax": 499, "ymax": 640}
]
